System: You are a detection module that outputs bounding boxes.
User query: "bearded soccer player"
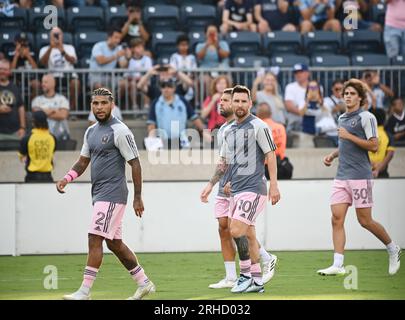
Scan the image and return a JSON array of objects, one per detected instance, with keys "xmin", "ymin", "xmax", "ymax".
[
  {"xmin": 207, "ymin": 85, "xmax": 280, "ymax": 293},
  {"xmin": 201, "ymin": 88, "xmax": 278, "ymax": 289},
  {"xmin": 56, "ymin": 88, "xmax": 155, "ymax": 300},
  {"xmin": 318, "ymin": 79, "xmax": 401, "ymax": 276}
]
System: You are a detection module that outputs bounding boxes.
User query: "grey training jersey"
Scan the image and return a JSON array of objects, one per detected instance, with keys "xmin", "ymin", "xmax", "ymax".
[
  {"xmin": 217, "ymin": 119, "xmax": 234, "ymax": 197},
  {"xmin": 336, "ymin": 109, "xmax": 378, "ymax": 180},
  {"xmin": 220, "ymin": 114, "xmax": 276, "ymax": 196},
  {"xmin": 80, "ymin": 116, "xmax": 139, "ymax": 204}
]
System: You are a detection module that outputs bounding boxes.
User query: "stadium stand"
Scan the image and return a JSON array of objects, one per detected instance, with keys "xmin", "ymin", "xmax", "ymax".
[{"xmin": 263, "ymin": 31, "xmax": 302, "ymax": 56}]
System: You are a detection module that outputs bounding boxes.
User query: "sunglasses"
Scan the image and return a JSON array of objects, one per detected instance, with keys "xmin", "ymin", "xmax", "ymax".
[
  {"xmin": 308, "ymin": 85, "xmax": 318, "ymax": 90},
  {"xmin": 160, "ymin": 82, "xmax": 175, "ymax": 88}
]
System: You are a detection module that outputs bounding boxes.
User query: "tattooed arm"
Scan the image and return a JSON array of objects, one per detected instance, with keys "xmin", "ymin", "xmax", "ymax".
[
  {"xmin": 56, "ymin": 156, "xmax": 90, "ymax": 194},
  {"xmin": 128, "ymin": 157, "xmax": 144, "ymax": 218},
  {"xmin": 200, "ymin": 157, "xmax": 228, "ymax": 203}
]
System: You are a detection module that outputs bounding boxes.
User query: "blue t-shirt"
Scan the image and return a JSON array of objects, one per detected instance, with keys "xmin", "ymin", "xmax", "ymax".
[
  {"xmin": 89, "ymin": 41, "xmax": 125, "ymax": 70},
  {"xmin": 299, "ymin": 0, "xmax": 335, "ymax": 23},
  {"xmin": 195, "ymin": 41, "xmax": 230, "ymax": 68}
]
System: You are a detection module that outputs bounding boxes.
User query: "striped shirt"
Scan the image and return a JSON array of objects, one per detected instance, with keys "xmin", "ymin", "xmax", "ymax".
[{"xmin": 337, "ymin": 109, "xmax": 378, "ymax": 180}]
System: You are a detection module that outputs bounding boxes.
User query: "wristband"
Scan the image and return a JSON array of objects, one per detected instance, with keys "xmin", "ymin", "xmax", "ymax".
[{"xmin": 64, "ymin": 169, "xmax": 78, "ymax": 183}]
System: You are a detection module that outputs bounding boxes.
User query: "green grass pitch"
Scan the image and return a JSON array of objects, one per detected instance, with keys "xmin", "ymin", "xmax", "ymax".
[{"xmin": 0, "ymin": 251, "xmax": 404, "ymax": 300}]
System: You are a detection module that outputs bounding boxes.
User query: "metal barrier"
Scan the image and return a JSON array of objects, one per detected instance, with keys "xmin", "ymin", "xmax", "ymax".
[{"xmin": 12, "ymin": 66, "xmax": 405, "ymax": 116}]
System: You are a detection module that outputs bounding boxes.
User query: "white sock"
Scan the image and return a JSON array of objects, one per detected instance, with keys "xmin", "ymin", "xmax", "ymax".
[
  {"xmin": 333, "ymin": 253, "xmax": 344, "ymax": 268},
  {"xmin": 386, "ymin": 241, "xmax": 398, "ymax": 255},
  {"xmin": 79, "ymin": 284, "xmax": 90, "ymax": 295},
  {"xmin": 224, "ymin": 261, "xmax": 237, "ymax": 281},
  {"xmin": 259, "ymin": 246, "xmax": 272, "ymax": 262}
]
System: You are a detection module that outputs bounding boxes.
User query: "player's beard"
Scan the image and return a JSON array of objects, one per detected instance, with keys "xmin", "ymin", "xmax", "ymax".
[
  {"xmin": 220, "ymin": 108, "xmax": 233, "ymax": 118},
  {"xmin": 235, "ymin": 108, "xmax": 248, "ymax": 119},
  {"xmin": 94, "ymin": 109, "xmax": 112, "ymax": 123}
]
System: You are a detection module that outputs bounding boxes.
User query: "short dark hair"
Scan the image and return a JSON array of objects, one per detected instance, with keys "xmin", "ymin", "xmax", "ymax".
[
  {"xmin": 223, "ymin": 88, "xmax": 233, "ymax": 95},
  {"xmin": 32, "ymin": 110, "xmax": 48, "ymax": 129},
  {"xmin": 129, "ymin": 37, "xmax": 144, "ymax": 48},
  {"xmin": 176, "ymin": 34, "xmax": 189, "ymax": 45},
  {"xmin": 92, "ymin": 88, "xmax": 114, "ymax": 102},
  {"xmin": 369, "ymin": 107, "xmax": 386, "ymax": 126},
  {"xmin": 332, "ymin": 79, "xmax": 344, "ymax": 87},
  {"xmin": 231, "ymin": 85, "xmax": 251, "ymax": 101},
  {"xmin": 107, "ymin": 27, "xmax": 122, "ymax": 38}
]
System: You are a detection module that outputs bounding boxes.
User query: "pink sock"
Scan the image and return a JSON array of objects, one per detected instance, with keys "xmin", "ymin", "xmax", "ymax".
[
  {"xmin": 251, "ymin": 263, "xmax": 263, "ymax": 285},
  {"xmin": 82, "ymin": 266, "xmax": 98, "ymax": 289},
  {"xmin": 129, "ymin": 265, "xmax": 150, "ymax": 286},
  {"xmin": 239, "ymin": 259, "xmax": 251, "ymax": 278}
]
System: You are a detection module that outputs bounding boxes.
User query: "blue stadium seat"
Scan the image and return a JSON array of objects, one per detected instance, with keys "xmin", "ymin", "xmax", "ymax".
[
  {"xmin": 79, "ymin": 57, "xmax": 91, "ymax": 68},
  {"xmin": 105, "ymin": 6, "xmax": 127, "ymax": 29},
  {"xmin": 74, "ymin": 31, "xmax": 107, "ymax": 58},
  {"xmin": 0, "ymin": 31, "xmax": 34, "ymax": 59},
  {"xmin": 66, "ymin": 6, "xmax": 105, "ymax": 32},
  {"xmin": 143, "ymin": 5, "xmax": 180, "ymax": 32},
  {"xmin": 351, "ymin": 54, "xmax": 390, "ymax": 66},
  {"xmin": 232, "ymin": 55, "xmax": 270, "ymax": 68},
  {"xmin": 188, "ymin": 31, "xmax": 206, "ymax": 52},
  {"xmin": 270, "ymin": 54, "xmax": 310, "ymax": 68},
  {"xmin": 343, "ymin": 30, "xmax": 383, "ymax": 54},
  {"xmin": 151, "ymin": 31, "xmax": 184, "ymax": 58},
  {"xmin": 29, "ymin": 6, "xmax": 65, "ymax": 31},
  {"xmin": 180, "ymin": 4, "xmax": 217, "ymax": 32},
  {"xmin": 391, "ymin": 55, "xmax": 405, "ymax": 66},
  {"xmin": 263, "ymin": 31, "xmax": 302, "ymax": 56},
  {"xmin": 310, "ymin": 54, "xmax": 350, "ymax": 67},
  {"xmin": 0, "ymin": 8, "xmax": 28, "ymax": 30},
  {"xmin": 370, "ymin": 3, "xmax": 386, "ymax": 25},
  {"xmin": 35, "ymin": 32, "xmax": 73, "ymax": 54},
  {"xmin": 303, "ymin": 31, "xmax": 341, "ymax": 54},
  {"xmin": 225, "ymin": 31, "xmax": 262, "ymax": 58}
]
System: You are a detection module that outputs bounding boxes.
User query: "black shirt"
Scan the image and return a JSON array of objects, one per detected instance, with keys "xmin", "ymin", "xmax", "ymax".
[
  {"xmin": 225, "ymin": 0, "xmax": 254, "ymax": 23},
  {"xmin": 385, "ymin": 112, "xmax": 405, "ymax": 141},
  {"xmin": 0, "ymin": 82, "xmax": 24, "ymax": 134}
]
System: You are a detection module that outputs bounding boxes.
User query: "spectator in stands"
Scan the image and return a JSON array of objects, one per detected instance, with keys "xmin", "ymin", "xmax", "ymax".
[
  {"xmin": 10, "ymin": 32, "xmax": 40, "ymax": 100},
  {"xmin": 170, "ymin": 34, "xmax": 197, "ymax": 104},
  {"xmin": 49, "ymin": 0, "xmax": 108, "ymax": 7},
  {"xmin": 0, "ymin": 0, "xmax": 16, "ymax": 16},
  {"xmin": 220, "ymin": 0, "xmax": 257, "ymax": 34},
  {"xmin": 146, "ymin": 77, "xmax": 205, "ymax": 149},
  {"xmin": 88, "ymin": 104, "xmax": 122, "ymax": 126},
  {"xmin": 299, "ymin": 0, "xmax": 341, "ymax": 33},
  {"xmin": 384, "ymin": 0, "xmax": 405, "ymax": 58},
  {"xmin": 18, "ymin": 110, "xmax": 56, "ymax": 183},
  {"xmin": 196, "ymin": 25, "xmax": 230, "ymax": 68},
  {"xmin": 324, "ymin": 79, "xmax": 345, "ymax": 123},
  {"xmin": 335, "ymin": 0, "xmax": 382, "ymax": 32},
  {"xmin": 369, "ymin": 107, "xmax": 395, "ymax": 178},
  {"xmin": 119, "ymin": 38, "xmax": 153, "ymax": 109},
  {"xmin": 254, "ymin": 0, "xmax": 298, "ymax": 33},
  {"xmin": 256, "ymin": 102, "xmax": 293, "ymax": 179},
  {"xmin": 252, "ymin": 71, "xmax": 287, "ymax": 126},
  {"xmin": 200, "ymin": 75, "xmax": 232, "ymax": 130},
  {"xmin": 137, "ymin": 64, "xmax": 194, "ymax": 105},
  {"xmin": 89, "ymin": 28, "xmax": 127, "ymax": 89},
  {"xmin": 0, "ymin": 59, "xmax": 26, "ymax": 141},
  {"xmin": 18, "ymin": 1, "xmax": 33, "ymax": 9},
  {"xmin": 362, "ymin": 70, "xmax": 394, "ymax": 110},
  {"xmin": 120, "ymin": 0, "xmax": 150, "ymax": 46},
  {"xmin": 284, "ymin": 63, "xmax": 310, "ymax": 132},
  {"xmin": 32, "ymin": 74, "xmax": 70, "ymax": 141},
  {"xmin": 39, "ymin": 27, "xmax": 80, "ymax": 110},
  {"xmin": 385, "ymin": 97, "xmax": 405, "ymax": 146}
]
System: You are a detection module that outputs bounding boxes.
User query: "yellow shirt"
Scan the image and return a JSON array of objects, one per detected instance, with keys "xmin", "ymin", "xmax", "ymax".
[
  {"xmin": 369, "ymin": 126, "xmax": 395, "ymax": 165},
  {"xmin": 19, "ymin": 128, "xmax": 56, "ymax": 173}
]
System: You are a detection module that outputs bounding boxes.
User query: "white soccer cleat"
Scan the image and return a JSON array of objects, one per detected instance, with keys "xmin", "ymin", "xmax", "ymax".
[
  {"xmin": 127, "ymin": 281, "xmax": 156, "ymax": 300},
  {"xmin": 63, "ymin": 290, "xmax": 91, "ymax": 300},
  {"xmin": 208, "ymin": 278, "xmax": 236, "ymax": 289},
  {"xmin": 231, "ymin": 275, "xmax": 253, "ymax": 293},
  {"xmin": 389, "ymin": 246, "xmax": 401, "ymax": 275},
  {"xmin": 262, "ymin": 255, "xmax": 277, "ymax": 284},
  {"xmin": 317, "ymin": 265, "xmax": 346, "ymax": 276}
]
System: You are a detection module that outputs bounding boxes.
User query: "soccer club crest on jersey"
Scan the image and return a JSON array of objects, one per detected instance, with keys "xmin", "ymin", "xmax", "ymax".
[
  {"xmin": 350, "ymin": 119, "xmax": 357, "ymax": 127},
  {"xmin": 101, "ymin": 134, "xmax": 109, "ymax": 144}
]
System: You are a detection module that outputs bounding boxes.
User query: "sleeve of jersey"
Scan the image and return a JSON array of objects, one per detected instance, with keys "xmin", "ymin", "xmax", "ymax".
[
  {"xmin": 80, "ymin": 128, "xmax": 90, "ymax": 158},
  {"xmin": 115, "ymin": 128, "xmax": 139, "ymax": 161},
  {"xmin": 257, "ymin": 125, "xmax": 277, "ymax": 154},
  {"xmin": 361, "ymin": 112, "xmax": 379, "ymax": 140}
]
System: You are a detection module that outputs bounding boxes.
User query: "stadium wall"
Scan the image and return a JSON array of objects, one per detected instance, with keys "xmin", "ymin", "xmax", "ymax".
[{"xmin": 0, "ymin": 179, "xmax": 404, "ymax": 256}]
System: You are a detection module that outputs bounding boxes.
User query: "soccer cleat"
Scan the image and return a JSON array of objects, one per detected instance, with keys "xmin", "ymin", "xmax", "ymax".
[
  {"xmin": 245, "ymin": 281, "xmax": 264, "ymax": 293},
  {"xmin": 230, "ymin": 275, "xmax": 252, "ymax": 293},
  {"xmin": 262, "ymin": 255, "xmax": 277, "ymax": 284},
  {"xmin": 63, "ymin": 289, "xmax": 91, "ymax": 300},
  {"xmin": 208, "ymin": 278, "xmax": 237, "ymax": 289},
  {"xmin": 389, "ymin": 246, "xmax": 401, "ymax": 275},
  {"xmin": 317, "ymin": 265, "xmax": 346, "ymax": 276},
  {"xmin": 127, "ymin": 281, "xmax": 156, "ymax": 300}
]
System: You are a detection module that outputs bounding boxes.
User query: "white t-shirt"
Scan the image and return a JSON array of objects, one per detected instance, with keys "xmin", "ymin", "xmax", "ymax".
[
  {"xmin": 39, "ymin": 44, "xmax": 77, "ymax": 78},
  {"xmin": 126, "ymin": 55, "xmax": 153, "ymax": 79},
  {"xmin": 284, "ymin": 81, "xmax": 306, "ymax": 131},
  {"xmin": 169, "ymin": 53, "xmax": 197, "ymax": 71},
  {"xmin": 32, "ymin": 93, "xmax": 70, "ymax": 140}
]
